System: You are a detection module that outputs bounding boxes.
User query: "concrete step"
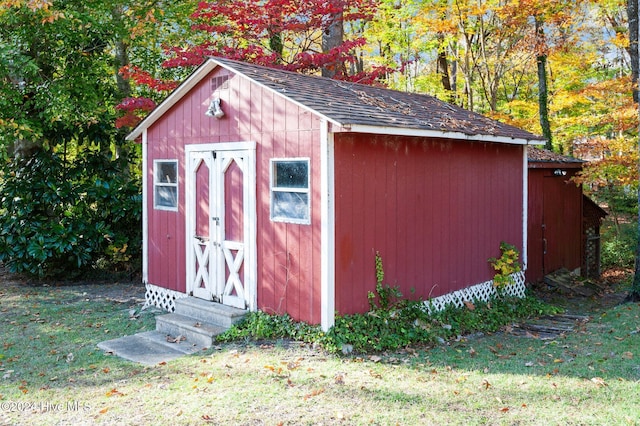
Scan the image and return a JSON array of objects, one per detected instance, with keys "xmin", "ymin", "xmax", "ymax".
[
  {"xmin": 156, "ymin": 312, "xmax": 228, "ymax": 348},
  {"xmin": 174, "ymin": 297, "xmax": 248, "ymax": 328},
  {"xmin": 97, "ymin": 330, "xmax": 204, "ymax": 366}
]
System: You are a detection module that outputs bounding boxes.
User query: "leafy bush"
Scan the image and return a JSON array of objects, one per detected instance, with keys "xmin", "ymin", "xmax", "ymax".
[
  {"xmin": 0, "ymin": 150, "xmax": 141, "ymax": 278},
  {"xmin": 601, "ymin": 224, "xmax": 637, "ymax": 270}
]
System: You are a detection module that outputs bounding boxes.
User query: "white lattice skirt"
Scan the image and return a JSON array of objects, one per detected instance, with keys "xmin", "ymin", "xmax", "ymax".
[{"xmin": 424, "ymin": 271, "xmax": 526, "ymax": 313}]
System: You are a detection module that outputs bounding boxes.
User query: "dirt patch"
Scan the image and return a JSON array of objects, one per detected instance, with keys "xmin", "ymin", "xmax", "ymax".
[
  {"xmin": 530, "ymin": 267, "xmax": 631, "ymax": 315},
  {"xmin": 0, "ymin": 265, "xmax": 146, "ymax": 305}
]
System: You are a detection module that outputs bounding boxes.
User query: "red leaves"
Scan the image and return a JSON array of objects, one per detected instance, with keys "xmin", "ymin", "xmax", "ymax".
[
  {"xmin": 115, "ymin": 97, "xmax": 156, "ymax": 112},
  {"xmin": 119, "ymin": 66, "xmax": 179, "ymax": 92},
  {"xmin": 161, "ymin": 0, "xmax": 389, "ymax": 82}
]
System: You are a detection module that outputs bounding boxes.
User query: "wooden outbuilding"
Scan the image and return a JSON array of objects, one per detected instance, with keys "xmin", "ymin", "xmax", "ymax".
[
  {"xmin": 527, "ymin": 148, "xmax": 606, "ymax": 283},
  {"xmin": 127, "ymin": 58, "xmax": 544, "ymax": 330}
]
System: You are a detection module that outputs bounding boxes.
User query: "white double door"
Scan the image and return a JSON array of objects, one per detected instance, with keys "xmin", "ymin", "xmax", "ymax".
[{"xmin": 185, "ymin": 143, "xmax": 256, "ymax": 310}]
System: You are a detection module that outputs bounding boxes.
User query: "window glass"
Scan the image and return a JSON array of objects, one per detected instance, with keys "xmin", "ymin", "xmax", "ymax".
[
  {"xmin": 158, "ymin": 162, "xmax": 177, "ymax": 183},
  {"xmin": 272, "ymin": 192, "xmax": 309, "ymax": 221},
  {"xmin": 274, "ymin": 161, "xmax": 308, "ymax": 188},
  {"xmin": 271, "ymin": 159, "xmax": 309, "ymax": 224},
  {"xmin": 154, "ymin": 160, "xmax": 178, "ymax": 211}
]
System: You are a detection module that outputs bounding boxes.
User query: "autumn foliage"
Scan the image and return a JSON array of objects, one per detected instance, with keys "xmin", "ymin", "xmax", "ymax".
[{"xmin": 116, "ymin": 0, "xmax": 393, "ymax": 128}]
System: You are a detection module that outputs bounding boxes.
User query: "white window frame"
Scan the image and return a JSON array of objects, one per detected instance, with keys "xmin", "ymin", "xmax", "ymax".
[
  {"xmin": 153, "ymin": 159, "xmax": 179, "ymax": 211},
  {"xmin": 270, "ymin": 158, "xmax": 311, "ymax": 225}
]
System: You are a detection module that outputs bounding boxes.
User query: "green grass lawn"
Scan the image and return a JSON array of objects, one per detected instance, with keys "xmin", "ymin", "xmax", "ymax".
[{"xmin": 1, "ymin": 279, "xmax": 639, "ymax": 425}]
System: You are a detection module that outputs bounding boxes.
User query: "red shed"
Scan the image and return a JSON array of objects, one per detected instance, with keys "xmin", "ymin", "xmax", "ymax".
[
  {"xmin": 126, "ymin": 58, "xmax": 544, "ymax": 330},
  {"xmin": 526, "ymin": 148, "xmax": 606, "ymax": 283}
]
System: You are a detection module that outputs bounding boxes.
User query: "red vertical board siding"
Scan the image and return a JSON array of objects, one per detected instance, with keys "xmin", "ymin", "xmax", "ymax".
[
  {"xmin": 334, "ymin": 135, "xmax": 524, "ymax": 315},
  {"xmin": 146, "ymin": 67, "xmax": 322, "ymax": 324},
  {"xmin": 526, "ymin": 167, "xmax": 582, "ymax": 283}
]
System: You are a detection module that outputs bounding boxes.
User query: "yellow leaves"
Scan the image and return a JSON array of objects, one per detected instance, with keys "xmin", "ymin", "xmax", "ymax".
[
  {"xmin": 264, "ymin": 364, "xmax": 284, "ymax": 375},
  {"xmin": 0, "ymin": 0, "xmax": 64, "ymax": 23},
  {"xmin": 105, "ymin": 388, "xmax": 125, "ymax": 397},
  {"xmin": 611, "ymin": 32, "xmax": 629, "ymax": 49}
]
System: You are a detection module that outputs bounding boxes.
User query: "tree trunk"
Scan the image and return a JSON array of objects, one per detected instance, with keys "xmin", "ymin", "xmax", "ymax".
[
  {"xmin": 629, "ymin": 0, "xmax": 640, "ymax": 302},
  {"xmin": 436, "ymin": 35, "xmax": 454, "ymax": 103},
  {"xmin": 537, "ymin": 54, "xmax": 553, "ymax": 150},
  {"xmin": 321, "ymin": 3, "xmax": 344, "ymax": 78},
  {"xmin": 627, "ymin": 0, "xmax": 638, "ymax": 103},
  {"xmin": 111, "ymin": 6, "xmax": 132, "ymax": 99},
  {"xmin": 535, "ymin": 18, "xmax": 553, "ymax": 150},
  {"xmin": 114, "ymin": 40, "xmax": 131, "ymax": 98}
]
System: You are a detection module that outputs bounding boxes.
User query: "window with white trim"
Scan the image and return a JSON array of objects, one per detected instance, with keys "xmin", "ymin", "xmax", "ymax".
[
  {"xmin": 154, "ymin": 160, "xmax": 178, "ymax": 211},
  {"xmin": 270, "ymin": 158, "xmax": 310, "ymax": 224}
]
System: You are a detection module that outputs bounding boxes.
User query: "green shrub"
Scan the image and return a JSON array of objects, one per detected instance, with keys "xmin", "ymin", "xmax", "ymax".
[
  {"xmin": 0, "ymin": 150, "xmax": 141, "ymax": 278},
  {"xmin": 601, "ymin": 224, "xmax": 637, "ymax": 270}
]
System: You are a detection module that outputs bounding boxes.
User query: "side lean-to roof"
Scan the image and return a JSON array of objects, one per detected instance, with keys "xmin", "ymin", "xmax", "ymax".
[
  {"xmin": 126, "ymin": 57, "xmax": 545, "ymax": 145},
  {"xmin": 527, "ymin": 147, "xmax": 584, "ymax": 168}
]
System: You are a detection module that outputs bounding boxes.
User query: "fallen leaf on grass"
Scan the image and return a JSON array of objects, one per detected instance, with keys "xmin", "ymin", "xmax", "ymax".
[
  {"xmin": 482, "ymin": 379, "xmax": 491, "ymax": 390},
  {"xmin": 99, "ymin": 408, "xmax": 109, "ymax": 414},
  {"xmin": 304, "ymin": 388, "xmax": 325, "ymax": 400},
  {"xmin": 264, "ymin": 365, "xmax": 284, "ymax": 375},
  {"xmin": 622, "ymin": 351, "xmax": 633, "ymax": 359},
  {"xmin": 106, "ymin": 388, "xmax": 125, "ymax": 397},
  {"xmin": 500, "ymin": 407, "xmax": 510, "ymax": 412},
  {"xmin": 464, "ymin": 300, "xmax": 475, "ymax": 311},
  {"xmin": 285, "ymin": 361, "xmax": 300, "ymax": 370},
  {"xmin": 590, "ymin": 377, "xmax": 608, "ymax": 387}
]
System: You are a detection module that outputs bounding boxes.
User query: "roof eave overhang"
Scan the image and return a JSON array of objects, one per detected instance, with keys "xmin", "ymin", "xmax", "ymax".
[
  {"xmin": 335, "ymin": 124, "xmax": 546, "ymax": 146},
  {"xmin": 125, "ymin": 60, "xmax": 220, "ymax": 141},
  {"xmin": 528, "ymin": 161, "xmax": 584, "ymax": 169}
]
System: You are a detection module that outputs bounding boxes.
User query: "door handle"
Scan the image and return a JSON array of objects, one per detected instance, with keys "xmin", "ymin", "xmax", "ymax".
[{"xmin": 543, "ymin": 238, "xmax": 547, "ymax": 255}]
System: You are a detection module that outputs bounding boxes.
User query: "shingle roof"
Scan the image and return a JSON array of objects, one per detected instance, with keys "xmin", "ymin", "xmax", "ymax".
[
  {"xmin": 213, "ymin": 57, "xmax": 544, "ymax": 143},
  {"xmin": 127, "ymin": 57, "xmax": 545, "ymax": 144},
  {"xmin": 527, "ymin": 147, "xmax": 584, "ymax": 164}
]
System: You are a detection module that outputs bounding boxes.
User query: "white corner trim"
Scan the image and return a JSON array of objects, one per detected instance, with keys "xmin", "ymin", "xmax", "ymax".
[
  {"xmin": 142, "ymin": 129, "xmax": 149, "ymax": 285},
  {"xmin": 320, "ymin": 120, "xmax": 336, "ymax": 331},
  {"xmin": 522, "ymin": 145, "xmax": 529, "ymax": 272}
]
